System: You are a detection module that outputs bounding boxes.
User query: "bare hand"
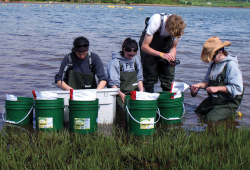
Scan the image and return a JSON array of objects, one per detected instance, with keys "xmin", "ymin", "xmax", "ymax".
[
  {"xmin": 161, "ymin": 53, "xmax": 175, "ymax": 62},
  {"xmin": 206, "ymin": 86, "xmax": 218, "ymax": 93},
  {"xmin": 119, "ymin": 92, "xmax": 126, "ymax": 103},
  {"xmin": 191, "ymin": 85, "xmax": 200, "ymax": 93}
]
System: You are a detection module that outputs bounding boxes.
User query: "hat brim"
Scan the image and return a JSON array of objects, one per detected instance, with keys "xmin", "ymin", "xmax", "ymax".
[
  {"xmin": 201, "ymin": 49, "xmax": 210, "ymax": 62},
  {"xmin": 201, "ymin": 41, "xmax": 231, "ymax": 62}
]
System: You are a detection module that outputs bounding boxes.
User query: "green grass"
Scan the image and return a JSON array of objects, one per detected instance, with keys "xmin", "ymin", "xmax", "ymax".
[
  {"xmin": 181, "ymin": 0, "xmax": 250, "ymax": 8},
  {"xmin": 5, "ymin": 0, "xmax": 250, "ymax": 8},
  {"xmin": 0, "ymin": 124, "xmax": 250, "ymax": 169}
]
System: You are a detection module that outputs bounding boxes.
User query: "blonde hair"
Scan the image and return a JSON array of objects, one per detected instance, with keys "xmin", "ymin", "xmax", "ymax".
[{"xmin": 166, "ymin": 14, "xmax": 186, "ymax": 39}]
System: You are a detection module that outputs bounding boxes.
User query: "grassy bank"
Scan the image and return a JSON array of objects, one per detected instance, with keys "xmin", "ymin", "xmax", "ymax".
[
  {"xmin": 1, "ymin": 124, "xmax": 250, "ymax": 169},
  {"xmin": 181, "ymin": 0, "xmax": 250, "ymax": 8},
  {"xmin": 2, "ymin": 0, "xmax": 250, "ymax": 8}
]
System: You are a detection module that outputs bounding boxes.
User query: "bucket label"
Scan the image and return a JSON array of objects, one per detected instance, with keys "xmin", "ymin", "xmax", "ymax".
[
  {"xmin": 38, "ymin": 117, "xmax": 53, "ymax": 129},
  {"xmin": 140, "ymin": 118, "xmax": 154, "ymax": 129},
  {"xmin": 74, "ymin": 118, "xmax": 90, "ymax": 130}
]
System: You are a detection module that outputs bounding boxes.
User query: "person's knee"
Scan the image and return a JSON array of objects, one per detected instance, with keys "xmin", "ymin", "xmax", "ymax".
[{"xmin": 205, "ymin": 110, "xmax": 233, "ymax": 122}]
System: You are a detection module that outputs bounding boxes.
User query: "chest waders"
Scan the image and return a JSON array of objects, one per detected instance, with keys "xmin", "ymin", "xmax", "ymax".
[
  {"xmin": 63, "ymin": 53, "xmax": 97, "ymax": 89},
  {"xmin": 139, "ymin": 13, "xmax": 175, "ymax": 92},
  {"xmin": 195, "ymin": 62, "xmax": 243, "ymax": 121},
  {"xmin": 116, "ymin": 59, "xmax": 139, "ymax": 109}
]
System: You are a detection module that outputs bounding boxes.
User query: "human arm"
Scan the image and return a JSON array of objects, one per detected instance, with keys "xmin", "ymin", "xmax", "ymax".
[
  {"xmin": 107, "ymin": 58, "xmax": 121, "ymax": 88},
  {"xmin": 138, "ymin": 81, "xmax": 143, "ymax": 92},
  {"xmin": 111, "ymin": 85, "xmax": 126, "ymax": 103},
  {"xmin": 91, "ymin": 53, "xmax": 108, "ymax": 89},
  {"xmin": 191, "ymin": 82, "xmax": 208, "ymax": 93},
  {"xmin": 224, "ymin": 60, "xmax": 243, "ymax": 97},
  {"xmin": 115, "ymin": 80, "xmax": 143, "ymax": 103},
  {"xmin": 55, "ymin": 54, "xmax": 72, "ymax": 90},
  {"xmin": 191, "ymin": 63, "xmax": 212, "ymax": 93},
  {"xmin": 191, "ymin": 64, "xmax": 228, "ymax": 94},
  {"xmin": 108, "ymin": 58, "xmax": 127, "ymax": 102},
  {"xmin": 141, "ymin": 34, "xmax": 177, "ymax": 62},
  {"xmin": 56, "ymin": 80, "xmax": 73, "ymax": 90},
  {"xmin": 97, "ymin": 80, "xmax": 107, "ymax": 89},
  {"xmin": 206, "ymin": 86, "xmax": 229, "ymax": 94},
  {"xmin": 193, "ymin": 60, "xmax": 243, "ymax": 96},
  {"xmin": 207, "ymin": 60, "xmax": 243, "ymax": 97}
]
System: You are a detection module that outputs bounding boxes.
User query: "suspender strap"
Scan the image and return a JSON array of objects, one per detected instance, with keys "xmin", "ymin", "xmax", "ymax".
[
  {"xmin": 88, "ymin": 52, "xmax": 93, "ymax": 71},
  {"xmin": 157, "ymin": 13, "xmax": 171, "ymax": 34},
  {"xmin": 61, "ymin": 54, "xmax": 73, "ymax": 87}
]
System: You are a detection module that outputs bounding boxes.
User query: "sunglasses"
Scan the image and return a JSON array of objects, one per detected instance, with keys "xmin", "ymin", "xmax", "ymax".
[
  {"xmin": 74, "ymin": 43, "xmax": 89, "ymax": 48},
  {"xmin": 212, "ymin": 51, "xmax": 219, "ymax": 60},
  {"xmin": 125, "ymin": 48, "xmax": 137, "ymax": 53}
]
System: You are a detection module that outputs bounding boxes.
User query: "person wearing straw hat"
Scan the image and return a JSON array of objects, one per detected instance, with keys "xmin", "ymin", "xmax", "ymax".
[
  {"xmin": 191, "ymin": 36, "xmax": 243, "ymax": 121},
  {"xmin": 139, "ymin": 13, "xmax": 186, "ymax": 93},
  {"xmin": 55, "ymin": 36, "xmax": 108, "ymax": 90}
]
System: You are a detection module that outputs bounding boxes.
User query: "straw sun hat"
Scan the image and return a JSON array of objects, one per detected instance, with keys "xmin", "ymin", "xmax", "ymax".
[{"xmin": 201, "ymin": 36, "xmax": 231, "ymax": 62}]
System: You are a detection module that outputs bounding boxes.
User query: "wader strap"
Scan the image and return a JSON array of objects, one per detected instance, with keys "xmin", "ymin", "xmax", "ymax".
[
  {"xmin": 218, "ymin": 62, "xmax": 228, "ymax": 82},
  {"xmin": 88, "ymin": 52, "xmax": 93, "ymax": 72},
  {"xmin": 209, "ymin": 61, "xmax": 228, "ymax": 83},
  {"xmin": 157, "ymin": 13, "xmax": 171, "ymax": 34},
  {"xmin": 61, "ymin": 54, "xmax": 73, "ymax": 87},
  {"xmin": 144, "ymin": 13, "xmax": 170, "ymax": 34}
]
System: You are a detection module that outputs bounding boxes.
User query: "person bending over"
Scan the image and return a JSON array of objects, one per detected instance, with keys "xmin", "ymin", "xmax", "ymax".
[
  {"xmin": 55, "ymin": 36, "xmax": 108, "ymax": 90},
  {"xmin": 139, "ymin": 13, "xmax": 186, "ymax": 92},
  {"xmin": 191, "ymin": 36, "xmax": 243, "ymax": 121}
]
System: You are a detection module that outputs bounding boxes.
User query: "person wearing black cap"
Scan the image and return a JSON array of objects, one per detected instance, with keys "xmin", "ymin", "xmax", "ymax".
[{"xmin": 55, "ymin": 36, "xmax": 108, "ymax": 90}]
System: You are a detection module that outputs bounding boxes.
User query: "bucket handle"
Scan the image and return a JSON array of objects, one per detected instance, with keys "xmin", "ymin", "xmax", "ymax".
[
  {"xmin": 158, "ymin": 102, "xmax": 185, "ymax": 121},
  {"xmin": 126, "ymin": 105, "xmax": 160, "ymax": 124},
  {"xmin": 2, "ymin": 106, "xmax": 33, "ymax": 124}
]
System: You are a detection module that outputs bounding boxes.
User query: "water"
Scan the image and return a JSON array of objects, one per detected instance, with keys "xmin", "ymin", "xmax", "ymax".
[{"xmin": 0, "ymin": 3, "xmax": 249, "ymax": 131}]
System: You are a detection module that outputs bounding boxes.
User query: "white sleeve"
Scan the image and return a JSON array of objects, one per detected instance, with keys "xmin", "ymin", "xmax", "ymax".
[{"xmin": 146, "ymin": 14, "xmax": 161, "ymax": 36}]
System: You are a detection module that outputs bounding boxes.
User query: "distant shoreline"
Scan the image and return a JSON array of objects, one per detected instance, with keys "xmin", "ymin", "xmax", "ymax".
[{"xmin": 1, "ymin": 1, "xmax": 250, "ymax": 8}]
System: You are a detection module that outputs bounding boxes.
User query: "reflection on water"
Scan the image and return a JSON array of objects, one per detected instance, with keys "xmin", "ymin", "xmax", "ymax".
[{"xmin": 0, "ymin": 3, "xmax": 250, "ymax": 132}]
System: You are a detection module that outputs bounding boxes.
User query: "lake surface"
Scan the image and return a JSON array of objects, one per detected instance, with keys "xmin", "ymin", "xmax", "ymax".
[{"xmin": 0, "ymin": 3, "xmax": 249, "ymax": 131}]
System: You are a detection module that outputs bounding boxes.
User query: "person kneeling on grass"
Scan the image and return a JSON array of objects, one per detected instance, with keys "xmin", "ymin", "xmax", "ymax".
[{"xmin": 191, "ymin": 36, "xmax": 243, "ymax": 122}]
